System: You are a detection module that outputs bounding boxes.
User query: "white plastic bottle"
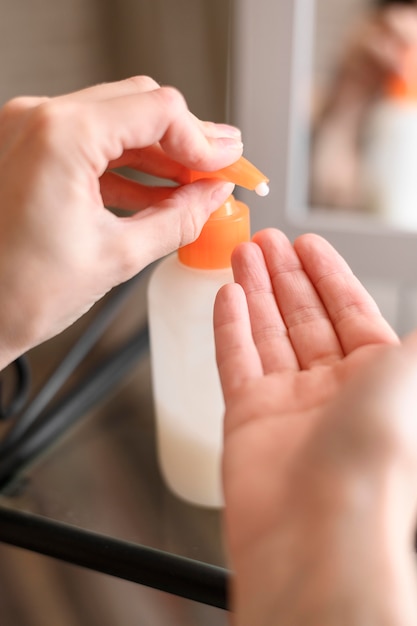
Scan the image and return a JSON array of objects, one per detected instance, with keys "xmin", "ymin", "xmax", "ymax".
[
  {"xmin": 360, "ymin": 48, "xmax": 417, "ymax": 229},
  {"xmin": 148, "ymin": 194, "xmax": 250, "ymax": 508}
]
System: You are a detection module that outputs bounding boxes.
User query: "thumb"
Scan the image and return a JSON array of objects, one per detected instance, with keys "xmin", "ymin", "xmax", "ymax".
[{"xmin": 109, "ymin": 179, "xmax": 235, "ymax": 279}]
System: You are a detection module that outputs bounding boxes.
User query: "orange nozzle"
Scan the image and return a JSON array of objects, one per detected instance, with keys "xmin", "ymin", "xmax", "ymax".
[
  {"xmin": 187, "ymin": 156, "xmax": 270, "ymax": 196},
  {"xmin": 178, "ymin": 195, "xmax": 250, "ymax": 269}
]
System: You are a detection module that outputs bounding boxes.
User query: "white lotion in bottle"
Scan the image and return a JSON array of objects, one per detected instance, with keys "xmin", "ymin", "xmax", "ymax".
[{"xmin": 148, "ymin": 157, "xmax": 269, "ymax": 507}]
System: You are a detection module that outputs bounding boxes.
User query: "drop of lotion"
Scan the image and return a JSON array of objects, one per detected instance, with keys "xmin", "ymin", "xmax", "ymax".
[{"xmin": 255, "ymin": 181, "xmax": 270, "ymax": 197}]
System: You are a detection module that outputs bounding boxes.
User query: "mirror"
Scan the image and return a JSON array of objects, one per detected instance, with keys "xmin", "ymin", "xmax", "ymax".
[
  {"xmin": 295, "ymin": 0, "xmax": 417, "ymax": 230},
  {"xmin": 230, "ymin": 0, "xmax": 417, "ymax": 320}
]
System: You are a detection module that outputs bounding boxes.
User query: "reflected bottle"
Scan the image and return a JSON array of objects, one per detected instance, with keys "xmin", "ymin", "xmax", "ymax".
[
  {"xmin": 147, "ymin": 157, "xmax": 269, "ymax": 508},
  {"xmin": 361, "ymin": 47, "xmax": 417, "ymax": 228}
]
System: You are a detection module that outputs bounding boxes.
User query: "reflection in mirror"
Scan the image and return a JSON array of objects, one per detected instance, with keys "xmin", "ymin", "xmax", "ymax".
[{"xmin": 308, "ymin": 0, "xmax": 417, "ymax": 229}]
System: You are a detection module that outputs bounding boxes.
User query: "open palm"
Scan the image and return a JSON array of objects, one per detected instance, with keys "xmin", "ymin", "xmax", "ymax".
[{"xmin": 214, "ymin": 228, "xmax": 405, "ymax": 624}]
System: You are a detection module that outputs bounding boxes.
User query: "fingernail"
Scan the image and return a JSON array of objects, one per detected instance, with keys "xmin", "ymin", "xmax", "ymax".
[
  {"xmin": 205, "ymin": 121, "xmax": 242, "ymax": 140},
  {"xmin": 215, "ymin": 137, "xmax": 244, "ymax": 152},
  {"xmin": 216, "ymin": 123, "xmax": 242, "ymax": 139}
]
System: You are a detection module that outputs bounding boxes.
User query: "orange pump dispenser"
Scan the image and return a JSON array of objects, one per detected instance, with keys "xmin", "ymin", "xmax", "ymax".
[{"xmin": 178, "ymin": 155, "xmax": 269, "ymax": 269}]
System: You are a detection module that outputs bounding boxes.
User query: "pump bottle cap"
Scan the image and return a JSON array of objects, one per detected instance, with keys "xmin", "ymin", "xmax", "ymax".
[
  {"xmin": 178, "ymin": 155, "xmax": 268, "ymax": 270},
  {"xmin": 178, "ymin": 195, "xmax": 250, "ymax": 269}
]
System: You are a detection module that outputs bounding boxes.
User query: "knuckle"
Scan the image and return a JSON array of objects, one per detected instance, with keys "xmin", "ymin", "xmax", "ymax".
[
  {"xmin": 158, "ymin": 85, "xmax": 188, "ymax": 112},
  {"xmin": 154, "ymin": 88, "xmax": 207, "ymax": 168},
  {"xmin": 0, "ymin": 96, "xmax": 36, "ymax": 123},
  {"xmin": 1, "ymin": 97, "xmax": 29, "ymax": 115},
  {"xmin": 29, "ymin": 100, "xmax": 67, "ymax": 132},
  {"xmin": 26, "ymin": 100, "xmax": 92, "ymax": 152},
  {"xmin": 126, "ymin": 75, "xmax": 160, "ymax": 91},
  {"xmin": 24, "ymin": 102, "xmax": 68, "ymax": 154}
]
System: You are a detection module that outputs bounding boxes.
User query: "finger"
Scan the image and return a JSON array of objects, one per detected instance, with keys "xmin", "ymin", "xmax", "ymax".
[
  {"xmin": 83, "ymin": 86, "xmax": 243, "ymax": 172},
  {"xmin": 52, "ymin": 77, "xmax": 241, "ymax": 179},
  {"xmin": 107, "ymin": 179, "xmax": 235, "ymax": 277},
  {"xmin": 294, "ymin": 233, "xmax": 399, "ymax": 353},
  {"xmin": 108, "ymin": 139, "xmax": 239, "ymax": 186},
  {"xmin": 214, "ymin": 282, "xmax": 263, "ymax": 397},
  {"xmin": 231, "ymin": 241, "xmax": 300, "ymax": 373},
  {"xmin": 107, "ymin": 145, "xmax": 188, "ymax": 183},
  {"xmin": 100, "ymin": 171, "xmax": 175, "ymax": 211},
  {"xmin": 56, "ymin": 75, "xmax": 160, "ymax": 102},
  {"xmin": 108, "ymin": 127, "xmax": 241, "ymax": 182},
  {"xmin": 252, "ymin": 229, "xmax": 344, "ymax": 369}
]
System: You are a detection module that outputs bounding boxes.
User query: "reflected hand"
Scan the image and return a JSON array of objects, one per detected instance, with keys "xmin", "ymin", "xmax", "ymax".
[
  {"xmin": 214, "ymin": 228, "xmax": 417, "ymax": 625},
  {"xmin": 324, "ymin": 4, "xmax": 417, "ymax": 105},
  {"xmin": 347, "ymin": 4, "xmax": 417, "ymax": 81}
]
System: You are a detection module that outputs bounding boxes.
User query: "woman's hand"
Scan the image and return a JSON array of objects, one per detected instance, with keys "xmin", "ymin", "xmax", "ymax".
[
  {"xmin": 0, "ymin": 76, "xmax": 242, "ymax": 368},
  {"xmin": 215, "ymin": 229, "xmax": 417, "ymax": 625}
]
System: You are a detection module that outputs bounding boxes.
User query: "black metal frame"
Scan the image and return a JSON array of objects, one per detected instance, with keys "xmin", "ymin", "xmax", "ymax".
[{"xmin": 0, "ymin": 503, "xmax": 228, "ymax": 609}]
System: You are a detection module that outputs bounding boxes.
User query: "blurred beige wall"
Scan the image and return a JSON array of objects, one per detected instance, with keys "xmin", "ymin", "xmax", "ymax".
[{"xmin": 0, "ymin": 0, "xmax": 230, "ymax": 121}]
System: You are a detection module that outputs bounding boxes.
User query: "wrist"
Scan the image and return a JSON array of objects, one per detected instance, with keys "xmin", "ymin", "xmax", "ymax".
[{"xmin": 230, "ymin": 473, "xmax": 417, "ymax": 626}]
